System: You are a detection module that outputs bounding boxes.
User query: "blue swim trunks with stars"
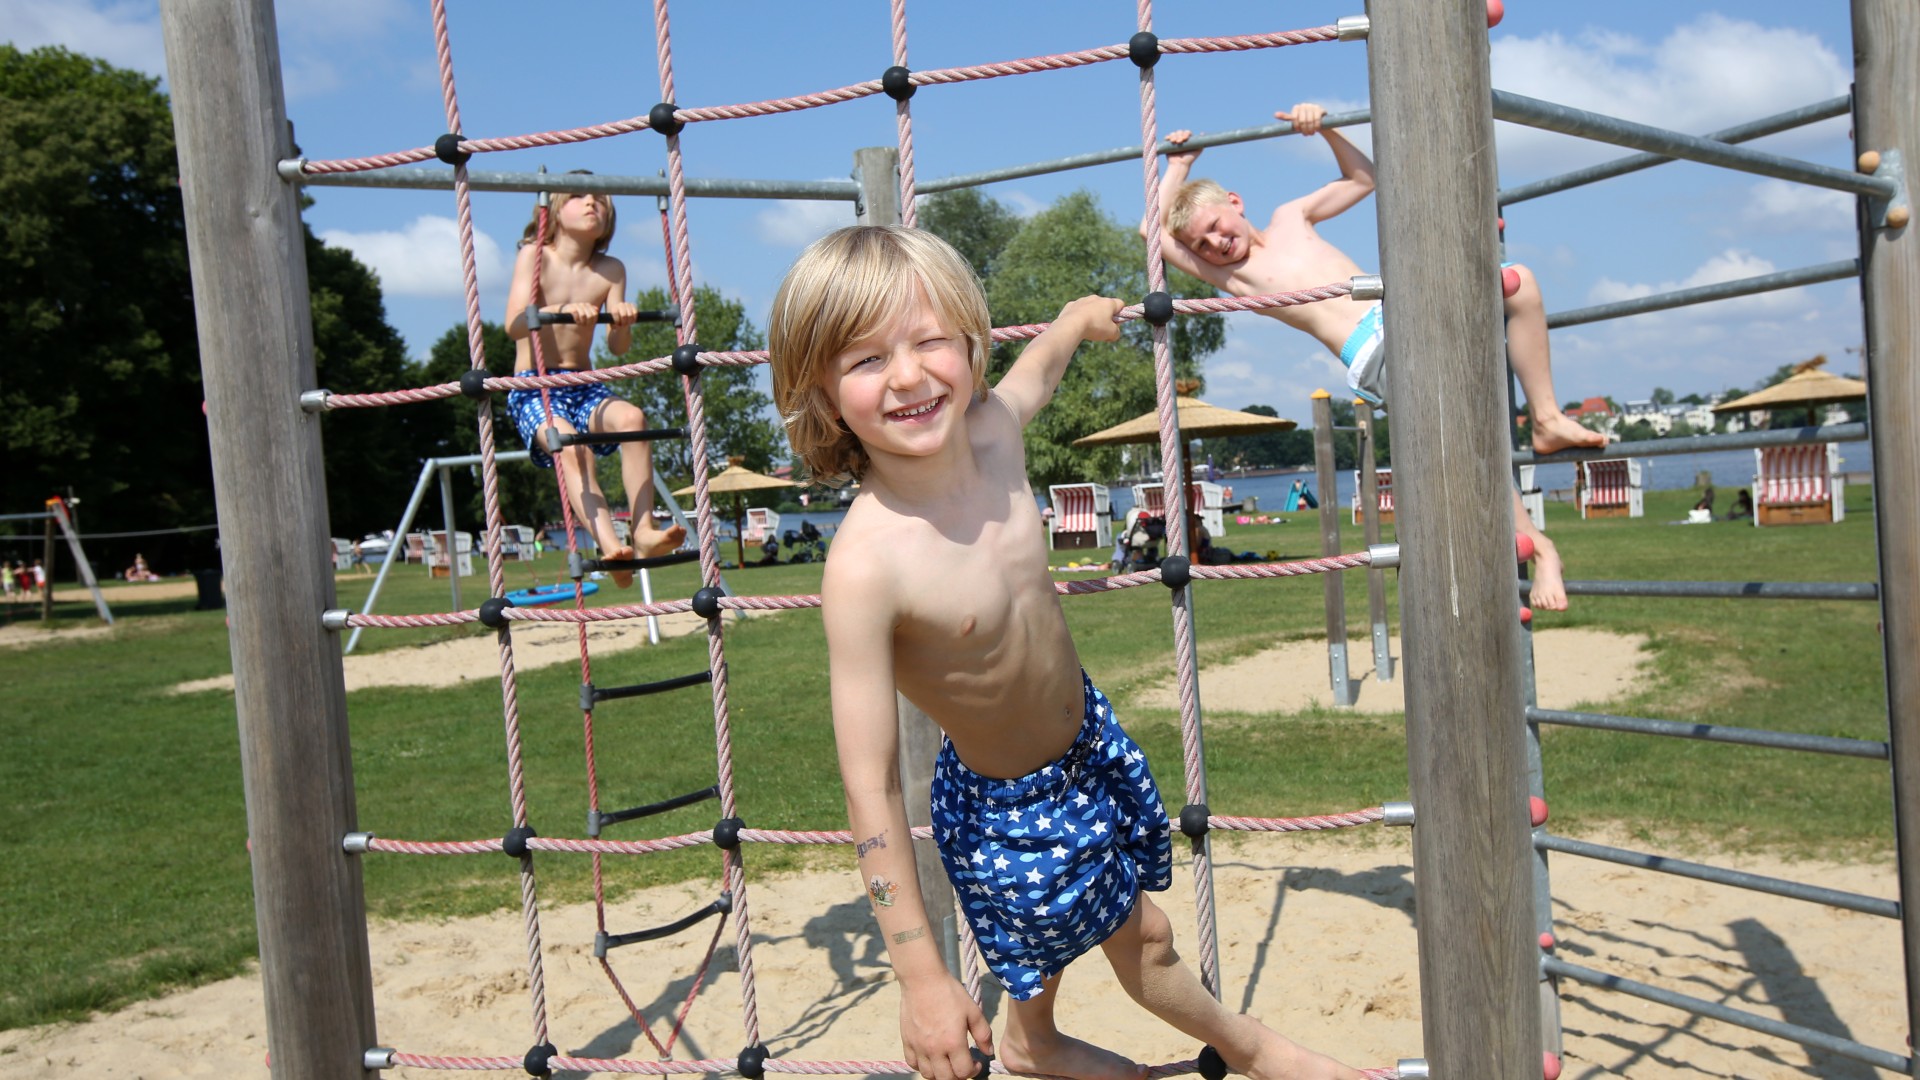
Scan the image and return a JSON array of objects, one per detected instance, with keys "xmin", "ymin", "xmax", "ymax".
[{"xmin": 930, "ymin": 671, "xmax": 1172, "ymax": 1000}]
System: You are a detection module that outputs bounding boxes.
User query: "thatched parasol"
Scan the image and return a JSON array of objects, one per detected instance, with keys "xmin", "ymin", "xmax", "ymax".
[
  {"xmin": 674, "ymin": 457, "xmax": 796, "ymax": 567},
  {"xmin": 1713, "ymin": 355, "xmax": 1867, "ymax": 425}
]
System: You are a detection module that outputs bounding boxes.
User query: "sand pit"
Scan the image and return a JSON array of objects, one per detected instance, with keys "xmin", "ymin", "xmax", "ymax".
[
  {"xmin": 0, "ymin": 833, "xmax": 1899, "ymax": 1079},
  {"xmin": 1140, "ymin": 629, "xmax": 1648, "ymax": 715}
]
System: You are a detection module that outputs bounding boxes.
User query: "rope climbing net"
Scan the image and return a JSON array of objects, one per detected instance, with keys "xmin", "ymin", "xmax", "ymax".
[{"xmin": 310, "ymin": 2, "xmax": 1413, "ymax": 1075}]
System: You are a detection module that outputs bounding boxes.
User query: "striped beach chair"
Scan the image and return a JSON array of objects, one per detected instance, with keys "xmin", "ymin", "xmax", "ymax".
[
  {"xmin": 743, "ymin": 508, "xmax": 780, "ymax": 546},
  {"xmin": 1046, "ymin": 483, "xmax": 1111, "ymax": 550},
  {"xmin": 1753, "ymin": 443, "xmax": 1843, "ymax": 526},
  {"xmin": 1578, "ymin": 459, "xmax": 1643, "ymax": 519},
  {"xmin": 1351, "ymin": 468, "xmax": 1394, "ymax": 525}
]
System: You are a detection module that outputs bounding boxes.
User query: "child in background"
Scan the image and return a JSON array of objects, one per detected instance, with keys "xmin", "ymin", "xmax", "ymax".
[
  {"xmin": 1147, "ymin": 103, "xmax": 1595, "ymax": 611},
  {"xmin": 504, "ymin": 186, "xmax": 684, "ymax": 585},
  {"xmin": 769, "ymin": 225, "xmax": 1359, "ymax": 1080}
]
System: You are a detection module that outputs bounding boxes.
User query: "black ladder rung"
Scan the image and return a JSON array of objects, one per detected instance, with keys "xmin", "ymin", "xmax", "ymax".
[
  {"xmin": 553, "ymin": 427, "xmax": 688, "ymax": 448},
  {"xmin": 571, "ymin": 549, "xmax": 701, "ymax": 578},
  {"xmin": 594, "ymin": 892, "xmax": 732, "ymax": 956},
  {"xmin": 588, "ymin": 785, "xmax": 720, "ymax": 836},
  {"xmin": 529, "ymin": 305, "xmax": 678, "ymax": 327},
  {"xmin": 581, "ymin": 669, "xmax": 713, "ymax": 708}
]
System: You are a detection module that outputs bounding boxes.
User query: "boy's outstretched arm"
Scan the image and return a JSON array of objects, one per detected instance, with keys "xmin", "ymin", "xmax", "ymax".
[
  {"xmin": 994, "ymin": 296, "xmax": 1124, "ymax": 426},
  {"xmin": 1142, "ymin": 130, "xmax": 1213, "ymax": 283},
  {"xmin": 1279, "ymin": 103, "xmax": 1375, "ymax": 224},
  {"xmin": 823, "ymin": 559, "xmax": 992, "ymax": 1080}
]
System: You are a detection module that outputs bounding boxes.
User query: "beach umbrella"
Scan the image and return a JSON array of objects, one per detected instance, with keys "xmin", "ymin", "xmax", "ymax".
[
  {"xmin": 674, "ymin": 457, "xmax": 797, "ymax": 568},
  {"xmin": 1712, "ymin": 355, "xmax": 1867, "ymax": 426}
]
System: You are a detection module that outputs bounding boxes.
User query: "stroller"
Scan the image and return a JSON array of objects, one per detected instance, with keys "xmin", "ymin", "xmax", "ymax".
[{"xmin": 1115, "ymin": 511, "xmax": 1166, "ymax": 572}]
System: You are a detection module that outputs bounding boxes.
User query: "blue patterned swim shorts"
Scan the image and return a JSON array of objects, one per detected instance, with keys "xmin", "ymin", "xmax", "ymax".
[
  {"xmin": 930, "ymin": 672, "xmax": 1172, "ymax": 1000},
  {"xmin": 505, "ymin": 374, "xmax": 619, "ymax": 469}
]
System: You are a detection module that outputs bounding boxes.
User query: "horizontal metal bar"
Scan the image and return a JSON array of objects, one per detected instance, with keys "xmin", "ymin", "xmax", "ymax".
[
  {"xmin": 1491, "ymin": 91, "xmax": 1897, "ymax": 199},
  {"xmin": 595, "ymin": 893, "xmax": 732, "ymax": 955},
  {"xmin": 1546, "ymin": 259, "xmax": 1858, "ymax": 329},
  {"xmin": 554, "ymin": 427, "xmax": 688, "ymax": 448},
  {"xmin": 1560, "ymin": 580, "xmax": 1877, "ymax": 601},
  {"xmin": 286, "ymin": 165, "xmax": 860, "ymax": 201},
  {"xmin": 1544, "ymin": 958, "xmax": 1909, "ymax": 1073},
  {"xmin": 585, "ymin": 669, "xmax": 714, "ymax": 707},
  {"xmin": 1499, "ymin": 95, "xmax": 1852, "ymax": 205},
  {"xmin": 1528, "ymin": 706, "xmax": 1889, "ymax": 759},
  {"xmin": 589, "ymin": 785, "xmax": 720, "ymax": 835},
  {"xmin": 0, "ymin": 511, "xmax": 53, "ymax": 522},
  {"xmin": 415, "ymin": 450, "xmax": 531, "ymax": 471},
  {"xmin": 1511, "ymin": 421, "xmax": 1868, "ymax": 466},
  {"xmin": 919, "ymin": 110, "xmax": 1372, "ymax": 194},
  {"xmin": 1538, "ymin": 833, "xmax": 1899, "ymax": 918}
]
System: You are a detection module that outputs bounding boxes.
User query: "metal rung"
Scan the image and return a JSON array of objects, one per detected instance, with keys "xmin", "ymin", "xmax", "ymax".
[
  {"xmin": 571, "ymin": 549, "xmax": 701, "ymax": 578},
  {"xmin": 553, "ymin": 427, "xmax": 688, "ymax": 447},
  {"xmin": 595, "ymin": 892, "xmax": 732, "ymax": 956},
  {"xmin": 588, "ymin": 785, "xmax": 720, "ymax": 836},
  {"xmin": 582, "ymin": 669, "xmax": 713, "ymax": 709}
]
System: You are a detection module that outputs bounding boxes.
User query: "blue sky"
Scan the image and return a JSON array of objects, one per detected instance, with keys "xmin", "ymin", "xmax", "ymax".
[{"xmin": 7, "ymin": 1, "xmax": 1866, "ymax": 419}]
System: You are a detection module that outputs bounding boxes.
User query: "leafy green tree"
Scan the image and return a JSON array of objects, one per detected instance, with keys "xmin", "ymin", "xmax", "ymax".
[
  {"xmin": 917, "ymin": 189, "xmax": 1022, "ymax": 281},
  {"xmin": 415, "ymin": 320, "xmax": 553, "ymax": 531},
  {"xmin": 979, "ymin": 191, "xmax": 1224, "ymax": 488},
  {"xmin": 1618, "ymin": 419, "xmax": 1658, "ymax": 442},
  {"xmin": 1650, "ymin": 386, "xmax": 1675, "ymax": 406},
  {"xmin": 1666, "ymin": 418, "xmax": 1695, "ymax": 439}
]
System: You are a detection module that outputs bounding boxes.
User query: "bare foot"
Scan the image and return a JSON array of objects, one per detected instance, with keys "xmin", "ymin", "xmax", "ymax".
[
  {"xmin": 1531, "ymin": 412, "xmax": 1608, "ymax": 455},
  {"xmin": 600, "ymin": 545, "xmax": 635, "ymax": 588},
  {"xmin": 998, "ymin": 1030, "xmax": 1144, "ymax": 1080},
  {"xmin": 1529, "ymin": 534, "xmax": 1568, "ymax": 612},
  {"xmin": 633, "ymin": 523, "xmax": 687, "ymax": 559}
]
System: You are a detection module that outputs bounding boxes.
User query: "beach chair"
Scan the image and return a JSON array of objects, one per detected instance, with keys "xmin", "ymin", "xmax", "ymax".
[
  {"xmin": 1350, "ymin": 468, "xmax": 1395, "ymax": 525},
  {"xmin": 330, "ymin": 538, "xmax": 355, "ymax": 572},
  {"xmin": 502, "ymin": 525, "xmax": 536, "ymax": 561},
  {"xmin": 1752, "ymin": 443, "xmax": 1844, "ymax": 526},
  {"xmin": 404, "ymin": 532, "xmax": 427, "ymax": 564},
  {"xmin": 427, "ymin": 530, "xmax": 475, "ymax": 577},
  {"xmin": 1131, "ymin": 481, "xmax": 1226, "ymax": 539},
  {"xmin": 1577, "ymin": 459, "xmax": 1643, "ymax": 519},
  {"xmin": 1518, "ymin": 465, "xmax": 1545, "ymax": 532},
  {"xmin": 1046, "ymin": 483, "xmax": 1112, "ymax": 550},
  {"xmin": 743, "ymin": 508, "xmax": 780, "ymax": 547}
]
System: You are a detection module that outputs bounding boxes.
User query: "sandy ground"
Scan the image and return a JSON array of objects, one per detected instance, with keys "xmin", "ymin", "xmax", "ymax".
[{"xmin": 0, "ymin": 833, "xmax": 1900, "ymax": 1080}]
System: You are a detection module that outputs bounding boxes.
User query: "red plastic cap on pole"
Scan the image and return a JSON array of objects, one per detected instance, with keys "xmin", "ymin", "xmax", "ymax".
[
  {"xmin": 1529, "ymin": 795, "xmax": 1549, "ymax": 827},
  {"xmin": 1543, "ymin": 1052, "xmax": 1562, "ymax": 1080},
  {"xmin": 1487, "ymin": 0, "xmax": 1506, "ymax": 28},
  {"xmin": 1515, "ymin": 532, "xmax": 1535, "ymax": 562},
  {"xmin": 1502, "ymin": 265, "xmax": 1523, "ymax": 298}
]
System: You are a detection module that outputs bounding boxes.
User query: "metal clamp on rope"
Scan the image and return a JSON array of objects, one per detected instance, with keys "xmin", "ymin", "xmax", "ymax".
[
  {"xmin": 1396, "ymin": 1060, "xmax": 1430, "ymax": 1080},
  {"xmin": 343, "ymin": 832, "xmax": 375, "ymax": 854},
  {"xmin": 276, "ymin": 158, "xmax": 308, "ymax": 182},
  {"xmin": 299, "ymin": 389, "xmax": 332, "ymax": 413},
  {"xmin": 1336, "ymin": 15, "xmax": 1371, "ymax": 41},
  {"xmin": 364, "ymin": 1047, "xmax": 397, "ymax": 1071},
  {"xmin": 321, "ymin": 608, "xmax": 353, "ymax": 631},
  {"xmin": 1367, "ymin": 543, "xmax": 1401, "ymax": 570},
  {"xmin": 1350, "ymin": 274, "xmax": 1384, "ymax": 301},
  {"xmin": 1382, "ymin": 800, "xmax": 1415, "ymax": 827}
]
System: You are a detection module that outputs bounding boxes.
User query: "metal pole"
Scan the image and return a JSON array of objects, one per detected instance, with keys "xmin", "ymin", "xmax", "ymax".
[
  {"xmin": 345, "ymin": 456, "xmax": 439, "ymax": 655},
  {"xmin": 1511, "ymin": 421, "xmax": 1868, "ymax": 467},
  {"xmin": 1546, "ymin": 259, "xmax": 1859, "ymax": 329},
  {"xmin": 1851, "ymin": 1, "xmax": 1920, "ymax": 1071},
  {"xmin": 49, "ymin": 500, "xmax": 113, "ymax": 624},
  {"xmin": 438, "ymin": 464, "xmax": 461, "ymax": 613},
  {"xmin": 286, "ymin": 166, "xmax": 859, "ymax": 201},
  {"xmin": 159, "ymin": 1, "xmax": 377, "ymax": 1075},
  {"xmin": 1311, "ymin": 391, "xmax": 1356, "ymax": 705},
  {"xmin": 1370, "ymin": 3, "xmax": 1541, "ymax": 1075},
  {"xmin": 40, "ymin": 509, "xmax": 55, "ymax": 622},
  {"xmin": 1356, "ymin": 403, "xmax": 1392, "ymax": 681}
]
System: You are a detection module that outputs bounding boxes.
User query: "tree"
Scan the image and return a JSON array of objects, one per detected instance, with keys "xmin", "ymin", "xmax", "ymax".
[
  {"xmin": 1650, "ymin": 386, "xmax": 1675, "ymax": 406},
  {"xmin": 415, "ymin": 320, "xmax": 553, "ymax": 531},
  {"xmin": 916, "ymin": 189, "xmax": 1021, "ymax": 282},
  {"xmin": 1666, "ymin": 418, "xmax": 1695, "ymax": 439},
  {"xmin": 1618, "ymin": 419, "xmax": 1658, "ymax": 442},
  {"xmin": 977, "ymin": 191, "xmax": 1225, "ymax": 488}
]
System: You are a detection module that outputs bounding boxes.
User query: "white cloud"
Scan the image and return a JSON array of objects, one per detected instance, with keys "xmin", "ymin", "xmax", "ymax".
[
  {"xmin": 319, "ymin": 216, "xmax": 507, "ymax": 298},
  {"xmin": 755, "ymin": 199, "xmax": 858, "ymax": 247},
  {"xmin": 1201, "ymin": 320, "xmax": 1344, "ymax": 415},
  {"xmin": 1, "ymin": 0, "xmax": 167, "ymax": 78},
  {"xmin": 1491, "ymin": 15, "xmax": 1849, "ymax": 176},
  {"xmin": 1586, "ymin": 249, "xmax": 1795, "ymax": 308},
  {"xmin": 1741, "ymin": 179, "xmax": 1854, "ymax": 233}
]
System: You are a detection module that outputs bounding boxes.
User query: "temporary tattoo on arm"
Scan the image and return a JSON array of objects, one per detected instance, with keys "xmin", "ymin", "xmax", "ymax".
[
  {"xmin": 867, "ymin": 875, "xmax": 899, "ymax": 908},
  {"xmin": 891, "ymin": 926, "xmax": 926, "ymax": 944},
  {"xmin": 855, "ymin": 832, "xmax": 888, "ymax": 858}
]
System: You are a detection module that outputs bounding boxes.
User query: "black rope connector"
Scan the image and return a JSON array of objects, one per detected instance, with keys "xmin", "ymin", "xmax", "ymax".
[
  {"xmin": 1142, "ymin": 290, "xmax": 1174, "ymax": 326},
  {"xmin": 459, "ymin": 368, "xmax": 491, "ymax": 400},
  {"xmin": 881, "ymin": 65, "xmax": 916, "ymax": 101},
  {"xmin": 1159, "ymin": 554, "xmax": 1191, "ymax": 590},
  {"xmin": 1197, "ymin": 1045, "xmax": 1228, "ymax": 1080},
  {"xmin": 649, "ymin": 102, "xmax": 684, "ymax": 137},
  {"xmin": 523, "ymin": 1042, "xmax": 558, "ymax": 1077},
  {"xmin": 971, "ymin": 1047, "xmax": 993, "ymax": 1080},
  {"xmin": 477, "ymin": 595, "xmax": 515, "ymax": 629},
  {"xmin": 1179, "ymin": 802, "xmax": 1211, "ymax": 839},
  {"xmin": 672, "ymin": 342, "xmax": 703, "ymax": 377},
  {"xmin": 1128, "ymin": 31, "xmax": 1161, "ymax": 69},
  {"xmin": 713, "ymin": 816, "xmax": 745, "ymax": 851},
  {"xmin": 434, "ymin": 132, "xmax": 471, "ymax": 166},
  {"xmin": 502, "ymin": 825, "xmax": 537, "ymax": 858},
  {"xmin": 737, "ymin": 1044, "xmax": 769, "ymax": 1080},
  {"xmin": 691, "ymin": 585, "xmax": 725, "ymax": 619}
]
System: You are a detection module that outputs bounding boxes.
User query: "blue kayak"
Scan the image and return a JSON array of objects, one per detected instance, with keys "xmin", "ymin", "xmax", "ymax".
[{"xmin": 504, "ymin": 582, "xmax": 599, "ymax": 608}]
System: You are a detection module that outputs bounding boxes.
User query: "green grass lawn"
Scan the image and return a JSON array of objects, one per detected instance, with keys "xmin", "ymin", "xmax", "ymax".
[{"xmin": 0, "ymin": 484, "xmax": 1894, "ymax": 1030}]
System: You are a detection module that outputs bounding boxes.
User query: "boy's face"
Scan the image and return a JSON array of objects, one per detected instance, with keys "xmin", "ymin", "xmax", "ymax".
[
  {"xmin": 820, "ymin": 282, "xmax": 973, "ymax": 465},
  {"xmin": 1175, "ymin": 195, "xmax": 1253, "ymax": 266},
  {"xmin": 556, "ymin": 193, "xmax": 608, "ymax": 238}
]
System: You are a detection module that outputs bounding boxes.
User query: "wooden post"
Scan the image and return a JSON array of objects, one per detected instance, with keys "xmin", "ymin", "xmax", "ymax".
[
  {"xmin": 1367, "ymin": 1, "xmax": 1541, "ymax": 1075},
  {"xmin": 1311, "ymin": 391, "xmax": 1356, "ymax": 705},
  {"xmin": 158, "ymin": 2, "xmax": 378, "ymax": 1076},
  {"xmin": 1850, "ymin": 0, "xmax": 1920, "ymax": 1065},
  {"xmin": 1357, "ymin": 403, "xmax": 1393, "ymax": 681},
  {"xmin": 854, "ymin": 145, "xmax": 961, "ymax": 975}
]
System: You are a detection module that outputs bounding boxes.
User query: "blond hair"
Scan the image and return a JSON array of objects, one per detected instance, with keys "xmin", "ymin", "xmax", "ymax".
[
  {"xmin": 1163, "ymin": 178, "xmax": 1232, "ymax": 236},
  {"xmin": 768, "ymin": 226, "xmax": 991, "ymax": 483},
  {"xmin": 519, "ymin": 172, "xmax": 616, "ymax": 254}
]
